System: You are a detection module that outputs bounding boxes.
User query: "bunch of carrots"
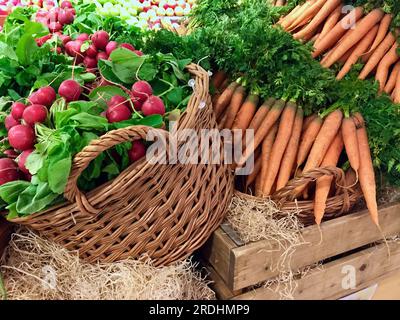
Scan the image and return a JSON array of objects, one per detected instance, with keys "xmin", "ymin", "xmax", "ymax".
[
  {"xmin": 212, "ymin": 71, "xmax": 380, "ymax": 227},
  {"xmin": 278, "ymin": 0, "xmax": 400, "ymax": 103}
]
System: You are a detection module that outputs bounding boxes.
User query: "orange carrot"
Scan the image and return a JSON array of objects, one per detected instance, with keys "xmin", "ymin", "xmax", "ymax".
[
  {"xmin": 214, "ymin": 82, "xmax": 239, "ymax": 118},
  {"xmin": 342, "ymin": 117, "xmax": 360, "ymax": 180},
  {"xmin": 285, "ymin": 0, "xmax": 316, "ymax": 31},
  {"xmin": 279, "ymin": 3, "xmax": 305, "ymax": 29},
  {"xmin": 359, "ymin": 31, "xmax": 396, "ymax": 80},
  {"xmin": 294, "ymin": 110, "xmax": 343, "ymax": 196},
  {"xmin": 232, "ymin": 94, "xmax": 259, "ymax": 131},
  {"xmin": 297, "ymin": 115, "xmax": 323, "ymax": 168},
  {"xmin": 223, "ymin": 86, "xmax": 246, "ymax": 129},
  {"xmin": 256, "ymin": 124, "xmax": 279, "ymax": 196},
  {"xmin": 246, "ymin": 150, "xmax": 262, "ymax": 188},
  {"xmin": 345, "ymin": 168, "xmax": 358, "ymax": 191},
  {"xmin": 288, "ymin": 0, "xmax": 326, "ymax": 33},
  {"xmin": 336, "ymin": 25, "xmax": 379, "ymax": 80},
  {"xmin": 314, "ymin": 132, "xmax": 344, "ymax": 225},
  {"xmin": 393, "ymin": 69, "xmax": 400, "ymax": 103},
  {"xmin": 315, "ymin": 5, "xmax": 342, "ymax": 47},
  {"xmin": 355, "ymin": 113, "xmax": 379, "ymax": 227},
  {"xmin": 375, "ymin": 42, "xmax": 399, "ymax": 92},
  {"xmin": 312, "ymin": 7, "xmax": 364, "ymax": 58},
  {"xmin": 294, "ymin": 0, "xmax": 342, "ymax": 40},
  {"xmin": 238, "ymin": 99, "xmax": 286, "ymax": 167},
  {"xmin": 384, "ymin": 61, "xmax": 400, "ymax": 94},
  {"xmin": 367, "ymin": 14, "xmax": 392, "ymax": 54},
  {"xmin": 321, "ymin": 9, "xmax": 385, "ymax": 68},
  {"xmin": 303, "ymin": 114, "xmax": 317, "ymax": 132},
  {"xmin": 212, "ymin": 70, "xmax": 227, "ymax": 90},
  {"xmin": 276, "ymin": 108, "xmax": 304, "ymax": 191},
  {"xmin": 262, "ymin": 102, "xmax": 298, "ymax": 196}
]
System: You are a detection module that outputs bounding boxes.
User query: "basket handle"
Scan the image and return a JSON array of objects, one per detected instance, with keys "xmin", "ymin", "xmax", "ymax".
[
  {"xmin": 271, "ymin": 166, "xmax": 347, "ymax": 204},
  {"xmin": 64, "ymin": 125, "xmax": 169, "ymax": 216}
]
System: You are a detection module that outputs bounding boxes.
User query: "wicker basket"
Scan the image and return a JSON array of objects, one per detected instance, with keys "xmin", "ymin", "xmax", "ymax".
[
  {"xmin": 9, "ymin": 64, "xmax": 234, "ymax": 266},
  {"xmin": 237, "ymin": 166, "xmax": 362, "ymax": 225}
]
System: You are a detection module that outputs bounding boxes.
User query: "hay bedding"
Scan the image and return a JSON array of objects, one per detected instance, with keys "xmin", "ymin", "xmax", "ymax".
[{"xmin": 0, "ymin": 229, "xmax": 215, "ymax": 300}]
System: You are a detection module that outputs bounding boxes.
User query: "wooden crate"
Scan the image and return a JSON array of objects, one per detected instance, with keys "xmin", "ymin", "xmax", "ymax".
[{"xmin": 201, "ymin": 202, "xmax": 400, "ymax": 300}]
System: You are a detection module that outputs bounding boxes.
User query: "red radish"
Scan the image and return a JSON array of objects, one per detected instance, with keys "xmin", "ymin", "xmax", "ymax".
[
  {"xmin": 59, "ymin": 34, "xmax": 71, "ymax": 46},
  {"xmin": 108, "ymin": 95, "xmax": 128, "ymax": 108},
  {"xmin": 60, "ymin": 0, "xmax": 72, "ymax": 9},
  {"xmin": 58, "ymin": 79, "xmax": 82, "ymax": 102},
  {"xmin": 98, "ymin": 77, "xmax": 112, "ymax": 87},
  {"xmin": 76, "ymin": 33, "xmax": 89, "ymax": 41},
  {"xmin": 0, "ymin": 158, "xmax": 19, "ymax": 186},
  {"xmin": 106, "ymin": 105, "xmax": 132, "ymax": 123},
  {"xmin": 84, "ymin": 56, "xmax": 97, "ymax": 69},
  {"xmin": 134, "ymin": 50, "xmax": 144, "ymax": 56},
  {"xmin": 142, "ymin": 96, "xmax": 165, "ymax": 116},
  {"xmin": 128, "ymin": 140, "xmax": 146, "ymax": 163},
  {"xmin": 100, "ymin": 111, "xmax": 107, "ymax": 118},
  {"xmin": 48, "ymin": 21, "xmax": 63, "ymax": 33},
  {"xmin": 35, "ymin": 34, "xmax": 52, "ymax": 47},
  {"xmin": 8, "ymin": 125, "xmax": 36, "ymax": 151},
  {"xmin": 22, "ymin": 105, "xmax": 48, "ymax": 125},
  {"xmin": 5, "ymin": 115, "xmax": 19, "ymax": 131},
  {"xmin": 47, "ymin": 10, "xmax": 58, "ymax": 23},
  {"xmin": 120, "ymin": 43, "xmax": 135, "ymax": 52},
  {"xmin": 11, "ymin": 102, "xmax": 26, "ymax": 120},
  {"xmin": 105, "ymin": 41, "xmax": 118, "ymax": 56},
  {"xmin": 58, "ymin": 9, "xmax": 74, "ymax": 25},
  {"xmin": 133, "ymin": 99, "xmax": 143, "ymax": 111},
  {"xmin": 91, "ymin": 31, "xmax": 109, "ymax": 50},
  {"xmin": 51, "ymin": 47, "xmax": 62, "ymax": 54},
  {"xmin": 97, "ymin": 52, "xmax": 109, "ymax": 61},
  {"xmin": 85, "ymin": 44, "xmax": 98, "ymax": 58},
  {"xmin": 17, "ymin": 149, "xmax": 34, "ymax": 175},
  {"xmin": 3, "ymin": 149, "xmax": 18, "ymax": 160},
  {"xmin": 64, "ymin": 40, "xmax": 84, "ymax": 58},
  {"xmin": 69, "ymin": 8, "xmax": 76, "ymax": 15},
  {"xmin": 28, "ymin": 86, "xmax": 56, "ymax": 107},
  {"xmin": 131, "ymin": 80, "xmax": 153, "ymax": 103}
]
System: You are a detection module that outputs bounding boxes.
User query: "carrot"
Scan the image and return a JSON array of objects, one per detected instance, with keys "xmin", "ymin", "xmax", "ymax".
[
  {"xmin": 293, "ymin": 0, "xmax": 342, "ymax": 40},
  {"xmin": 279, "ymin": 4, "xmax": 303, "ymax": 29},
  {"xmin": 297, "ymin": 115, "xmax": 323, "ymax": 168},
  {"xmin": 238, "ymin": 99, "xmax": 286, "ymax": 167},
  {"xmin": 336, "ymin": 25, "xmax": 379, "ymax": 80},
  {"xmin": 375, "ymin": 42, "xmax": 399, "ymax": 92},
  {"xmin": 355, "ymin": 113, "xmax": 379, "ymax": 227},
  {"xmin": 314, "ymin": 5, "xmax": 342, "ymax": 47},
  {"xmin": 246, "ymin": 150, "xmax": 262, "ymax": 188},
  {"xmin": 232, "ymin": 94, "xmax": 259, "ymax": 132},
  {"xmin": 218, "ymin": 111, "xmax": 228, "ymax": 130},
  {"xmin": 384, "ymin": 61, "xmax": 400, "ymax": 94},
  {"xmin": 276, "ymin": 0, "xmax": 285, "ymax": 6},
  {"xmin": 303, "ymin": 114, "xmax": 317, "ymax": 132},
  {"xmin": 256, "ymin": 124, "xmax": 279, "ymax": 196},
  {"xmin": 359, "ymin": 31, "xmax": 396, "ymax": 80},
  {"xmin": 342, "ymin": 117, "xmax": 360, "ymax": 181},
  {"xmin": 288, "ymin": 0, "xmax": 326, "ymax": 33},
  {"xmin": 214, "ymin": 82, "xmax": 239, "ymax": 118},
  {"xmin": 321, "ymin": 9, "xmax": 385, "ymax": 68},
  {"xmin": 312, "ymin": 7, "xmax": 364, "ymax": 58},
  {"xmin": 294, "ymin": 110, "xmax": 343, "ymax": 196},
  {"xmin": 262, "ymin": 102, "xmax": 297, "ymax": 196},
  {"xmin": 345, "ymin": 168, "xmax": 358, "ymax": 192},
  {"xmin": 393, "ymin": 69, "xmax": 400, "ymax": 103},
  {"xmin": 222, "ymin": 86, "xmax": 246, "ymax": 129},
  {"xmin": 284, "ymin": 1, "xmax": 315, "ymax": 31},
  {"xmin": 314, "ymin": 132, "xmax": 344, "ymax": 225},
  {"xmin": 367, "ymin": 14, "xmax": 392, "ymax": 54},
  {"xmin": 212, "ymin": 71, "xmax": 227, "ymax": 90},
  {"xmin": 276, "ymin": 108, "xmax": 304, "ymax": 191}
]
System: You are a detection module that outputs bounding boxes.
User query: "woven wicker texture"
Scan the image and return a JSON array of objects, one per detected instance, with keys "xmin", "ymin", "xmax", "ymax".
[
  {"xmin": 237, "ymin": 166, "xmax": 361, "ymax": 225},
  {"xmin": 10, "ymin": 64, "xmax": 234, "ymax": 266}
]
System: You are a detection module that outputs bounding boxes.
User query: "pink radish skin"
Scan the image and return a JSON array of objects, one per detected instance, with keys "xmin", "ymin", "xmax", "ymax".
[
  {"xmin": 106, "ymin": 41, "xmax": 118, "ymax": 56},
  {"xmin": 8, "ymin": 125, "xmax": 36, "ymax": 151},
  {"xmin": 108, "ymin": 95, "xmax": 128, "ymax": 108},
  {"xmin": 97, "ymin": 52, "xmax": 109, "ymax": 61},
  {"xmin": 128, "ymin": 140, "xmax": 146, "ymax": 163},
  {"xmin": 3, "ymin": 149, "xmax": 19, "ymax": 160},
  {"xmin": 142, "ymin": 96, "xmax": 165, "ymax": 116},
  {"xmin": 60, "ymin": 0, "xmax": 72, "ymax": 9},
  {"xmin": 59, "ymin": 34, "xmax": 71, "ymax": 46},
  {"xmin": 58, "ymin": 9, "xmax": 74, "ymax": 25},
  {"xmin": 64, "ymin": 40, "xmax": 84, "ymax": 58},
  {"xmin": 58, "ymin": 80, "xmax": 82, "ymax": 102},
  {"xmin": 11, "ymin": 102, "xmax": 26, "ymax": 120},
  {"xmin": 29, "ymin": 86, "xmax": 56, "ymax": 107},
  {"xmin": 5, "ymin": 115, "xmax": 19, "ymax": 131},
  {"xmin": 0, "ymin": 158, "xmax": 19, "ymax": 186},
  {"xmin": 76, "ymin": 33, "xmax": 89, "ymax": 41},
  {"xmin": 134, "ymin": 50, "xmax": 144, "ymax": 56},
  {"xmin": 85, "ymin": 44, "xmax": 98, "ymax": 58},
  {"xmin": 18, "ymin": 149, "xmax": 34, "ymax": 175},
  {"xmin": 22, "ymin": 105, "xmax": 48, "ymax": 125},
  {"xmin": 106, "ymin": 105, "xmax": 132, "ymax": 123},
  {"xmin": 131, "ymin": 81, "xmax": 153, "ymax": 103},
  {"xmin": 92, "ymin": 31, "xmax": 109, "ymax": 50},
  {"xmin": 84, "ymin": 56, "xmax": 97, "ymax": 69},
  {"xmin": 120, "ymin": 43, "xmax": 135, "ymax": 52},
  {"xmin": 48, "ymin": 21, "xmax": 62, "ymax": 32}
]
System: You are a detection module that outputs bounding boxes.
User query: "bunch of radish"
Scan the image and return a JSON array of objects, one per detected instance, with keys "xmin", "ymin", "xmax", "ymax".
[{"xmin": 35, "ymin": 1, "xmax": 76, "ymax": 33}]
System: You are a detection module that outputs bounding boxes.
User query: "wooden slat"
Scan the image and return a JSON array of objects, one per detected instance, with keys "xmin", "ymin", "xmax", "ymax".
[
  {"xmin": 231, "ymin": 203, "xmax": 400, "ymax": 290},
  {"xmin": 232, "ymin": 242, "xmax": 400, "ymax": 300},
  {"xmin": 206, "ymin": 264, "xmax": 242, "ymax": 300},
  {"xmin": 201, "ymin": 228, "xmax": 237, "ymax": 284}
]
